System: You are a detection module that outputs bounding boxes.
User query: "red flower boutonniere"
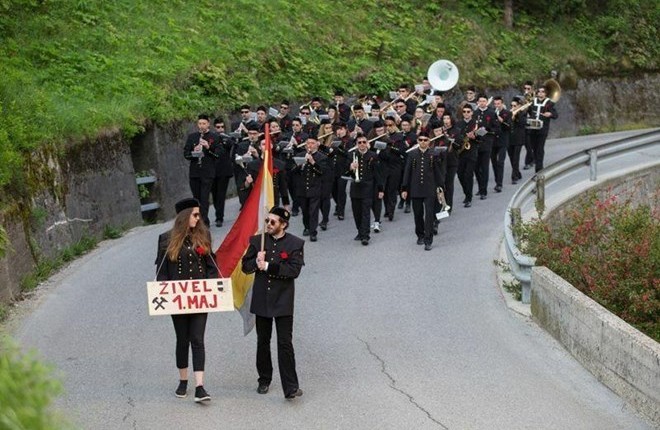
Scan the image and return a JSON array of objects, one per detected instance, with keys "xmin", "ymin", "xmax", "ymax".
[
  {"xmin": 273, "ymin": 167, "xmax": 280, "ymax": 175},
  {"xmin": 279, "ymin": 251, "xmax": 289, "ymax": 260},
  {"xmin": 195, "ymin": 246, "xmax": 206, "ymax": 256}
]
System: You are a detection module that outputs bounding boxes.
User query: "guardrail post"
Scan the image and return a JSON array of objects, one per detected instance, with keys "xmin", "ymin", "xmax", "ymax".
[
  {"xmin": 510, "ymin": 207, "xmax": 521, "ymax": 238},
  {"xmin": 589, "ymin": 149, "xmax": 598, "ymax": 181},
  {"xmin": 535, "ymin": 175, "xmax": 545, "ymax": 216}
]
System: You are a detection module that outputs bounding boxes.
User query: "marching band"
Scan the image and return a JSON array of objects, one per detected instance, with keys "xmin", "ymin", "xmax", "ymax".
[{"xmin": 184, "ymin": 60, "xmax": 559, "ymax": 248}]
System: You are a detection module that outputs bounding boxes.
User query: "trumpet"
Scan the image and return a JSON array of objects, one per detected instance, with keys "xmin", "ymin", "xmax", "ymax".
[
  {"xmin": 353, "ymin": 152, "xmax": 361, "ymax": 183},
  {"xmin": 511, "ymin": 101, "xmax": 532, "ymax": 118}
]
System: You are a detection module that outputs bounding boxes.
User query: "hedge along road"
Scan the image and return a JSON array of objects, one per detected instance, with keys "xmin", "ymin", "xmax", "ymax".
[{"xmin": 12, "ymin": 130, "xmax": 654, "ymax": 429}]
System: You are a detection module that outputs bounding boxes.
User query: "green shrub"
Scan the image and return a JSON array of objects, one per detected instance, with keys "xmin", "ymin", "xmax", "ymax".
[
  {"xmin": 518, "ymin": 191, "xmax": 660, "ymax": 341},
  {"xmin": 0, "ymin": 337, "xmax": 70, "ymax": 429}
]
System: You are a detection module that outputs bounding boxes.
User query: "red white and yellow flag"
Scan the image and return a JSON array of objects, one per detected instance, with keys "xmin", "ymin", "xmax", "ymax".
[{"xmin": 215, "ymin": 124, "xmax": 274, "ymax": 335}]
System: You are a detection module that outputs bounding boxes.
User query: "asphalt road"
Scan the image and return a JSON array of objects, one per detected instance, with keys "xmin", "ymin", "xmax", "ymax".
[{"xmin": 11, "ymin": 130, "xmax": 655, "ymax": 429}]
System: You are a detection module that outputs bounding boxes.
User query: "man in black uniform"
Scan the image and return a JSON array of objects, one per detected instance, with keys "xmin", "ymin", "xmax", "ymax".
[
  {"xmin": 278, "ymin": 100, "xmax": 293, "ymax": 133},
  {"xmin": 347, "ymin": 104, "xmax": 373, "ymax": 137},
  {"xmin": 330, "ymin": 90, "xmax": 351, "ymax": 124},
  {"xmin": 473, "ymin": 94, "xmax": 500, "ymax": 199},
  {"xmin": 508, "ymin": 97, "xmax": 527, "ymax": 184},
  {"xmin": 491, "ymin": 97, "xmax": 511, "ymax": 193},
  {"xmin": 245, "ymin": 139, "xmax": 290, "ymax": 209},
  {"xmin": 294, "ymin": 136, "xmax": 330, "ymax": 242},
  {"xmin": 232, "ymin": 124, "xmax": 261, "ymax": 207},
  {"xmin": 184, "ymin": 114, "xmax": 220, "ymax": 226},
  {"xmin": 211, "ymin": 118, "xmax": 234, "ymax": 227},
  {"xmin": 232, "ymin": 104, "xmax": 256, "ymax": 137},
  {"xmin": 348, "ymin": 136, "xmax": 383, "ymax": 245},
  {"xmin": 456, "ymin": 105, "xmax": 479, "ymax": 207},
  {"xmin": 241, "ymin": 206, "xmax": 305, "ymax": 400},
  {"xmin": 527, "ymin": 86, "xmax": 558, "ymax": 172},
  {"xmin": 401, "ymin": 133, "xmax": 445, "ymax": 251}
]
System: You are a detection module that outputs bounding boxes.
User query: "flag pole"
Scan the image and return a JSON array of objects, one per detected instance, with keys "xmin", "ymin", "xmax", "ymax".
[{"xmin": 260, "ymin": 123, "xmax": 270, "ymax": 253}]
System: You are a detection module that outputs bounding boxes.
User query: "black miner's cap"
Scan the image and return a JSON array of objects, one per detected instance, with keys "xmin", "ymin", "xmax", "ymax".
[
  {"xmin": 269, "ymin": 206, "xmax": 290, "ymax": 222},
  {"xmin": 175, "ymin": 198, "xmax": 199, "ymax": 214}
]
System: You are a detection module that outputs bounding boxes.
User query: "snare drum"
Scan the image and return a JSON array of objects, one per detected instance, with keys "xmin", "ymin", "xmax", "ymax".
[{"xmin": 526, "ymin": 118, "xmax": 543, "ymax": 130}]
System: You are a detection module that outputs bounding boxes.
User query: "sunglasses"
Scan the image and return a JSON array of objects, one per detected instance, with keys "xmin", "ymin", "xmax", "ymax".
[
  {"xmin": 192, "ymin": 213, "xmax": 201, "ymax": 218},
  {"xmin": 301, "ymin": 112, "xmax": 310, "ymax": 115},
  {"xmin": 280, "ymin": 106, "xmax": 289, "ymax": 109},
  {"xmin": 357, "ymin": 140, "xmax": 368, "ymax": 144},
  {"xmin": 265, "ymin": 218, "xmax": 278, "ymax": 226},
  {"xmin": 241, "ymin": 110, "xmax": 250, "ymax": 114},
  {"xmin": 463, "ymin": 110, "xmax": 472, "ymax": 113}
]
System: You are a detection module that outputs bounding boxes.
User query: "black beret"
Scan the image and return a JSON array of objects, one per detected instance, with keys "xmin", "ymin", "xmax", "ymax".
[
  {"xmin": 198, "ymin": 114, "xmax": 210, "ymax": 121},
  {"xmin": 269, "ymin": 206, "xmax": 290, "ymax": 222},
  {"xmin": 432, "ymin": 90, "xmax": 444, "ymax": 96},
  {"xmin": 334, "ymin": 89, "xmax": 344, "ymax": 96},
  {"xmin": 175, "ymin": 198, "xmax": 199, "ymax": 214},
  {"xmin": 418, "ymin": 131, "xmax": 430, "ymax": 138}
]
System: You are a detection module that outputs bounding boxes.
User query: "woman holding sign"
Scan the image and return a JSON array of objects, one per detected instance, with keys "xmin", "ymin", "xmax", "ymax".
[{"xmin": 155, "ymin": 198, "xmax": 217, "ymax": 403}]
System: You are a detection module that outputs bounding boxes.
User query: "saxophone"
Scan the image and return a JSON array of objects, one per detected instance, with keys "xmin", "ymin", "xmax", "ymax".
[{"xmin": 458, "ymin": 120, "xmax": 478, "ymax": 155}]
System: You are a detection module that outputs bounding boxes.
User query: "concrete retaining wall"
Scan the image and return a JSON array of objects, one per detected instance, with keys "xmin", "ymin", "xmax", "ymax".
[{"xmin": 531, "ymin": 266, "xmax": 660, "ymax": 426}]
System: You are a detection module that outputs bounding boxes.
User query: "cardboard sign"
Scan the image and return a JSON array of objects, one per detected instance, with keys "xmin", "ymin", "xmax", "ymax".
[{"xmin": 146, "ymin": 278, "xmax": 234, "ymax": 316}]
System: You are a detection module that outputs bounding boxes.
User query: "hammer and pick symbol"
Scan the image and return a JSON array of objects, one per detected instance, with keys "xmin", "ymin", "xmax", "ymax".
[{"xmin": 152, "ymin": 296, "xmax": 167, "ymax": 310}]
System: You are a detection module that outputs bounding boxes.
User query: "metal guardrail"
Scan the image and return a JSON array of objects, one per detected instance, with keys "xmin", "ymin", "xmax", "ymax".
[{"xmin": 504, "ymin": 129, "xmax": 660, "ymax": 303}]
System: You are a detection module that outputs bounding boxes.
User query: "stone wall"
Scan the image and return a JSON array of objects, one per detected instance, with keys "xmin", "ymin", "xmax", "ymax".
[{"xmin": 532, "ymin": 267, "xmax": 660, "ymax": 426}]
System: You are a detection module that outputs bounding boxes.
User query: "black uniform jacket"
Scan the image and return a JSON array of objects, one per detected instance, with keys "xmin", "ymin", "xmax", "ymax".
[
  {"xmin": 473, "ymin": 107, "xmax": 500, "ymax": 150},
  {"xmin": 215, "ymin": 134, "xmax": 235, "ymax": 178},
  {"xmin": 456, "ymin": 118, "xmax": 479, "ymax": 160},
  {"xmin": 184, "ymin": 131, "xmax": 221, "ymax": 178},
  {"xmin": 494, "ymin": 108, "xmax": 512, "ymax": 148},
  {"xmin": 527, "ymin": 98, "xmax": 558, "ymax": 133},
  {"xmin": 242, "ymin": 233, "xmax": 305, "ymax": 318},
  {"xmin": 401, "ymin": 147, "xmax": 445, "ymax": 198},
  {"xmin": 293, "ymin": 150, "xmax": 330, "ymax": 198},
  {"xmin": 348, "ymin": 149, "xmax": 384, "ymax": 199},
  {"xmin": 155, "ymin": 231, "xmax": 218, "ymax": 282},
  {"xmin": 246, "ymin": 157, "xmax": 290, "ymax": 206}
]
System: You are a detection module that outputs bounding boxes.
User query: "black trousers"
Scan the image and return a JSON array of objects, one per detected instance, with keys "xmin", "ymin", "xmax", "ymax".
[
  {"xmin": 211, "ymin": 175, "xmax": 231, "ymax": 222},
  {"xmin": 286, "ymin": 170, "xmax": 300, "ymax": 212},
  {"xmin": 351, "ymin": 195, "xmax": 372, "ymax": 239},
  {"xmin": 412, "ymin": 196, "xmax": 435, "ymax": 244},
  {"xmin": 458, "ymin": 155, "xmax": 476, "ymax": 202},
  {"xmin": 383, "ymin": 168, "xmax": 401, "ymax": 217},
  {"xmin": 507, "ymin": 145, "xmax": 523, "ymax": 181},
  {"xmin": 490, "ymin": 144, "xmax": 507, "ymax": 187},
  {"xmin": 189, "ymin": 177, "xmax": 213, "ymax": 225},
  {"xmin": 256, "ymin": 315, "xmax": 299, "ymax": 396},
  {"xmin": 444, "ymin": 164, "xmax": 457, "ymax": 211},
  {"xmin": 332, "ymin": 176, "xmax": 348, "ymax": 216},
  {"xmin": 320, "ymin": 195, "xmax": 331, "ymax": 224},
  {"xmin": 300, "ymin": 195, "xmax": 320, "ymax": 235},
  {"xmin": 524, "ymin": 131, "xmax": 534, "ymax": 166},
  {"xmin": 474, "ymin": 148, "xmax": 491, "ymax": 196},
  {"xmin": 371, "ymin": 187, "xmax": 382, "ymax": 222},
  {"xmin": 171, "ymin": 313, "xmax": 208, "ymax": 371},
  {"xmin": 529, "ymin": 130, "xmax": 549, "ymax": 172}
]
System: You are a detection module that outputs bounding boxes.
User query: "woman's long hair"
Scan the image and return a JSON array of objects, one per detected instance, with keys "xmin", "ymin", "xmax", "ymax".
[{"xmin": 166, "ymin": 207, "xmax": 212, "ymax": 261}]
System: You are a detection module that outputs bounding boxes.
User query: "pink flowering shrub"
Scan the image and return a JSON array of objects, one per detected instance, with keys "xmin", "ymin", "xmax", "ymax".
[{"xmin": 518, "ymin": 191, "xmax": 660, "ymax": 342}]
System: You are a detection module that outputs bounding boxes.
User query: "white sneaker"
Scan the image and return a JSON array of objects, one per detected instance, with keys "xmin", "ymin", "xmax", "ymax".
[
  {"xmin": 373, "ymin": 221, "xmax": 381, "ymax": 233},
  {"xmin": 370, "ymin": 222, "xmax": 375, "ymax": 230}
]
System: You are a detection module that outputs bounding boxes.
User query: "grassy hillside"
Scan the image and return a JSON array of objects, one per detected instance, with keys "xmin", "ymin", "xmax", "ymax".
[{"xmin": 0, "ymin": 0, "xmax": 658, "ymax": 195}]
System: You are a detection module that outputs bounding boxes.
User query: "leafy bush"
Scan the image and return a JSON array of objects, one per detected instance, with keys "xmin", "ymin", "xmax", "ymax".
[
  {"xmin": 518, "ymin": 191, "xmax": 660, "ymax": 341},
  {"xmin": 0, "ymin": 337, "xmax": 70, "ymax": 430}
]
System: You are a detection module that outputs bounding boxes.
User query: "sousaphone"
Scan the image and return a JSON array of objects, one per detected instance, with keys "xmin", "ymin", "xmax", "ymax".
[{"xmin": 427, "ymin": 60, "xmax": 459, "ymax": 92}]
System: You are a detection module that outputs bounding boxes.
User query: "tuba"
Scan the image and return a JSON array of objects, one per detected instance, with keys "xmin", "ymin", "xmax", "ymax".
[
  {"xmin": 543, "ymin": 78, "xmax": 561, "ymax": 103},
  {"xmin": 427, "ymin": 60, "xmax": 459, "ymax": 92}
]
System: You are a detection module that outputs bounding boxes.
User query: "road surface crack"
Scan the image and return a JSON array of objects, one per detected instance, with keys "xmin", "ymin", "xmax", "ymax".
[{"xmin": 358, "ymin": 337, "xmax": 449, "ymax": 429}]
